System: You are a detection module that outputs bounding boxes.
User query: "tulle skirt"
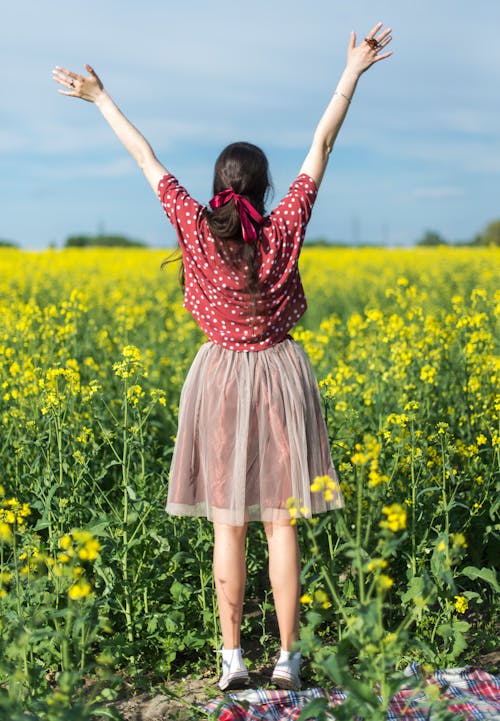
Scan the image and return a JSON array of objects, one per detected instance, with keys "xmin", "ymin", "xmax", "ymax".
[{"xmin": 166, "ymin": 337, "xmax": 343, "ymax": 526}]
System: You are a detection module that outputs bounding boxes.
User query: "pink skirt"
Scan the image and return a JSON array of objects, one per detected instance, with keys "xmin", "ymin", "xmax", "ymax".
[{"xmin": 166, "ymin": 337, "xmax": 343, "ymax": 526}]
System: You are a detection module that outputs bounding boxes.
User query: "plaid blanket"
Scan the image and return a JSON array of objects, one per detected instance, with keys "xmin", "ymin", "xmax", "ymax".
[{"xmin": 202, "ymin": 667, "xmax": 500, "ymax": 720}]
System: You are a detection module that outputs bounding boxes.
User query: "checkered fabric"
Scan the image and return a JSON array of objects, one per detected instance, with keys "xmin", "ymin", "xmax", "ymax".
[{"xmin": 202, "ymin": 667, "xmax": 500, "ymax": 720}]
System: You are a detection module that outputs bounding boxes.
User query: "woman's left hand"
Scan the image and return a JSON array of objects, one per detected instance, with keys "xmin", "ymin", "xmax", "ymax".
[
  {"xmin": 52, "ymin": 64, "xmax": 105, "ymax": 103},
  {"xmin": 346, "ymin": 22, "xmax": 393, "ymax": 78}
]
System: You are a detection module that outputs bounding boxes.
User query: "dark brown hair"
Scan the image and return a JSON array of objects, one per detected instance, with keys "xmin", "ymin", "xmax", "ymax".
[
  {"xmin": 163, "ymin": 142, "xmax": 272, "ymax": 300},
  {"xmin": 207, "ymin": 142, "xmax": 272, "ymax": 300}
]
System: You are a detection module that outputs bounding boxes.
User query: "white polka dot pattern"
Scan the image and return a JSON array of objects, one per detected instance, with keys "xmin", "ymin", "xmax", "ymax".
[{"xmin": 157, "ymin": 173, "xmax": 318, "ymax": 351}]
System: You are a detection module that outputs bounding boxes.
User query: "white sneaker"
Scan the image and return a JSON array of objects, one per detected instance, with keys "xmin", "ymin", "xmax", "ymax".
[
  {"xmin": 218, "ymin": 648, "xmax": 250, "ymax": 691},
  {"xmin": 271, "ymin": 652, "xmax": 301, "ymax": 690}
]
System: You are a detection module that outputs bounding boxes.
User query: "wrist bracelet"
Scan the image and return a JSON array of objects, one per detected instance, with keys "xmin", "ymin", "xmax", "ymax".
[{"xmin": 334, "ymin": 90, "xmax": 351, "ymax": 104}]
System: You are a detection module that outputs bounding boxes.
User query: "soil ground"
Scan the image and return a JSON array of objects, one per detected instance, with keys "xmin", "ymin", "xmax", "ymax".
[
  {"xmin": 112, "ymin": 652, "xmax": 500, "ymax": 721},
  {"xmin": 113, "ymin": 663, "xmax": 275, "ymax": 721}
]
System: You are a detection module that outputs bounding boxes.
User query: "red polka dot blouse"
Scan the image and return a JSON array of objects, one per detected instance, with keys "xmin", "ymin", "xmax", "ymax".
[{"xmin": 158, "ymin": 172, "xmax": 318, "ymax": 352}]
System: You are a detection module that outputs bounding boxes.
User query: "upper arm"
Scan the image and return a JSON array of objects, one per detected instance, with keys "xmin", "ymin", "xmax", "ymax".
[
  {"xmin": 267, "ymin": 174, "xmax": 318, "ymax": 256},
  {"xmin": 157, "ymin": 172, "xmax": 205, "ymax": 251},
  {"xmin": 299, "ymin": 140, "xmax": 331, "ymax": 189},
  {"xmin": 141, "ymin": 155, "xmax": 170, "ymax": 195}
]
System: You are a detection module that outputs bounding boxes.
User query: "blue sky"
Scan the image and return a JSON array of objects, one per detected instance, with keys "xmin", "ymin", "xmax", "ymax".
[{"xmin": 2, "ymin": 0, "xmax": 499, "ymax": 249}]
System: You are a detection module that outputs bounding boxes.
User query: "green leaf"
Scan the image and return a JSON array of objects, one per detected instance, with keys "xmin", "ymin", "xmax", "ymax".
[
  {"xmin": 85, "ymin": 520, "xmax": 110, "ymax": 537},
  {"xmin": 460, "ymin": 566, "xmax": 499, "ymax": 592},
  {"xmin": 90, "ymin": 706, "xmax": 124, "ymax": 719},
  {"xmin": 298, "ymin": 697, "xmax": 329, "ymax": 721},
  {"xmin": 343, "ymin": 676, "xmax": 380, "ymax": 707}
]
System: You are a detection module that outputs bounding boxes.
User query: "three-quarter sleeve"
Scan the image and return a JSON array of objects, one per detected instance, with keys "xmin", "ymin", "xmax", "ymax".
[{"xmin": 157, "ymin": 174, "xmax": 205, "ymax": 251}]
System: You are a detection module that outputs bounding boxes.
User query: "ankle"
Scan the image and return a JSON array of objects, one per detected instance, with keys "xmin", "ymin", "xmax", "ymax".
[
  {"xmin": 221, "ymin": 647, "xmax": 245, "ymax": 671},
  {"xmin": 278, "ymin": 647, "xmax": 301, "ymax": 663}
]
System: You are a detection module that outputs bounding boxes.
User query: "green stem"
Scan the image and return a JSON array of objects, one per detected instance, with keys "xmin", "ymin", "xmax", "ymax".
[
  {"xmin": 12, "ymin": 529, "xmax": 30, "ymax": 685},
  {"xmin": 61, "ymin": 603, "xmax": 72, "ymax": 673},
  {"xmin": 56, "ymin": 414, "xmax": 64, "ymax": 493},
  {"xmin": 410, "ymin": 420, "xmax": 417, "ymax": 576},
  {"xmin": 80, "ymin": 621, "xmax": 86, "ymax": 671},
  {"xmin": 120, "ymin": 382, "xmax": 135, "ymax": 650},
  {"xmin": 355, "ymin": 467, "xmax": 366, "ymax": 605},
  {"xmin": 377, "ymin": 595, "xmax": 388, "ymax": 711},
  {"xmin": 440, "ymin": 437, "xmax": 450, "ymax": 538}
]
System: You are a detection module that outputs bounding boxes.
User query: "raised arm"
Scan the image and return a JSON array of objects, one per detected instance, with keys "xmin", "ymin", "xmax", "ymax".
[
  {"xmin": 52, "ymin": 64, "xmax": 167, "ymax": 193},
  {"xmin": 300, "ymin": 22, "xmax": 393, "ymax": 188}
]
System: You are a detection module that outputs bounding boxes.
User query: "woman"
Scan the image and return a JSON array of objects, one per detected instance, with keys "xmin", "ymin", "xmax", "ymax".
[{"xmin": 53, "ymin": 21, "xmax": 392, "ymax": 691}]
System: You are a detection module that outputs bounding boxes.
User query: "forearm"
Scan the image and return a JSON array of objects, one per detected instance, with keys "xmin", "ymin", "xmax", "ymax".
[
  {"xmin": 311, "ymin": 67, "xmax": 360, "ymax": 157},
  {"xmin": 300, "ymin": 66, "xmax": 360, "ymax": 185},
  {"xmin": 53, "ymin": 64, "xmax": 168, "ymax": 191},
  {"xmin": 300, "ymin": 23, "xmax": 392, "ymax": 186},
  {"xmin": 95, "ymin": 90, "xmax": 157, "ymax": 169}
]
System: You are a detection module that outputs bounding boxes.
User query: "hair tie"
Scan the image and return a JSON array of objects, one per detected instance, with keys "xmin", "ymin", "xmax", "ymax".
[{"xmin": 209, "ymin": 188, "xmax": 264, "ymax": 243}]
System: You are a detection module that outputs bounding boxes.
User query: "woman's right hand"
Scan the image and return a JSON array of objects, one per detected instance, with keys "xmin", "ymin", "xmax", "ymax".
[
  {"xmin": 345, "ymin": 22, "xmax": 393, "ymax": 78},
  {"xmin": 52, "ymin": 64, "xmax": 105, "ymax": 103}
]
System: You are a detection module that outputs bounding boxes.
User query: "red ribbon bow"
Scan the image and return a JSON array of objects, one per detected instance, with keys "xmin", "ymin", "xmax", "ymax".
[{"xmin": 209, "ymin": 189, "xmax": 264, "ymax": 243}]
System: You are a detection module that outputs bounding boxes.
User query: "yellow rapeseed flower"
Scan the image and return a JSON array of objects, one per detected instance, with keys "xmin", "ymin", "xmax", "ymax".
[
  {"xmin": 380, "ymin": 503, "xmax": 407, "ymax": 533},
  {"xmin": 310, "ymin": 476, "xmax": 339, "ymax": 504},
  {"xmin": 78, "ymin": 537, "xmax": 101, "ymax": 561},
  {"xmin": 113, "ymin": 345, "xmax": 146, "ymax": 379},
  {"xmin": 377, "ymin": 575, "xmax": 394, "ymax": 591},
  {"xmin": 366, "ymin": 558, "xmax": 388, "ymax": 573},
  {"xmin": 454, "ymin": 595, "xmax": 469, "ymax": 614},
  {"xmin": 68, "ymin": 579, "xmax": 92, "ymax": 601},
  {"xmin": 0, "ymin": 498, "xmax": 31, "ymax": 526},
  {"xmin": 314, "ymin": 589, "xmax": 331, "ymax": 609},
  {"xmin": 58, "ymin": 529, "xmax": 101, "ymax": 563},
  {"xmin": 286, "ymin": 497, "xmax": 301, "ymax": 524},
  {"xmin": 368, "ymin": 459, "xmax": 389, "ymax": 488},
  {"xmin": 450, "ymin": 533, "xmax": 467, "ymax": 549},
  {"xmin": 350, "ymin": 436, "xmax": 381, "ymax": 466},
  {"xmin": 60, "ymin": 534, "xmax": 72, "ymax": 550},
  {"xmin": 420, "ymin": 364, "xmax": 437, "ymax": 384},
  {"xmin": 0, "ymin": 522, "xmax": 12, "ymax": 543}
]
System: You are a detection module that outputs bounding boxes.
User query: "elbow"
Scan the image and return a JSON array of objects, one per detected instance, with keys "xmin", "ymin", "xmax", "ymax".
[
  {"xmin": 323, "ymin": 142, "xmax": 333, "ymax": 161},
  {"xmin": 321, "ymin": 135, "xmax": 334, "ymax": 159},
  {"xmin": 137, "ymin": 148, "xmax": 154, "ymax": 171},
  {"xmin": 312, "ymin": 133, "xmax": 333, "ymax": 162}
]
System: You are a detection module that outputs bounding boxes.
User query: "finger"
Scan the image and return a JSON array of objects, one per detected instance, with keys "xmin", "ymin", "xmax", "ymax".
[
  {"xmin": 53, "ymin": 74, "xmax": 81, "ymax": 95},
  {"xmin": 349, "ymin": 31, "xmax": 356, "ymax": 50},
  {"xmin": 375, "ymin": 27, "xmax": 392, "ymax": 43},
  {"xmin": 52, "ymin": 68, "xmax": 79, "ymax": 86},
  {"xmin": 366, "ymin": 21, "xmax": 383, "ymax": 39},
  {"xmin": 54, "ymin": 66, "xmax": 80, "ymax": 80},
  {"xmin": 85, "ymin": 64, "xmax": 96, "ymax": 76},
  {"xmin": 373, "ymin": 51, "xmax": 393, "ymax": 62},
  {"xmin": 376, "ymin": 35, "xmax": 392, "ymax": 50},
  {"xmin": 52, "ymin": 74, "xmax": 77, "ymax": 89},
  {"xmin": 52, "ymin": 69, "xmax": 70, "ymax": 82}
]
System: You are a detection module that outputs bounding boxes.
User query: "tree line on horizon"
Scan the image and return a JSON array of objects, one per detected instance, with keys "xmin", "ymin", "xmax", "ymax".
[{"xmin": 1, "ymin": 218, "xmax": 499, "ymax": 249}]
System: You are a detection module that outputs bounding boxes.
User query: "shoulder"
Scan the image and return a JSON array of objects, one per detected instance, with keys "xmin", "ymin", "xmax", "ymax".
[
  {"xmin": 286, "ymin": 173, "xmax": 318, "ymax": 203},
  {"xmin": 157, "ymin": 172, "xmax": 186, "ymax": 202},
  {"xmin": 266, "ymin": 174, "xmax": 318, "ymax": 231},
  {"xmin": 157, "ymin": 173, "xmax": 205, "ymax": 226}
]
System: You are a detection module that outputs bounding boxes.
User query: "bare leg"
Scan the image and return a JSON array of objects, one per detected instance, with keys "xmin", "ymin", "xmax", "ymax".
[
  {"xmin": 264, "ymin": 520, "xmax": 301, "ymax": 650},
  {"xmin": 213, "ymin": 522, "xmax": 248, "ymax": 649}
]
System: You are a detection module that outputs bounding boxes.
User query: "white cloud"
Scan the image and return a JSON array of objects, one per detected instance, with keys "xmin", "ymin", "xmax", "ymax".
[
  {"xmin": 412, "ymin": 187, "xmax": 465, "ymax": 200},
  {"xmin": 2, "ymin": 0, "xmax": 500, "ymax": 249}
]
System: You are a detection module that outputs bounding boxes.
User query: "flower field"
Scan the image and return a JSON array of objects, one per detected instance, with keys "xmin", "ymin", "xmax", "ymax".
[{"xmin": 0, "ymin": 246, "xmax": 498, "ymax": 718}]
